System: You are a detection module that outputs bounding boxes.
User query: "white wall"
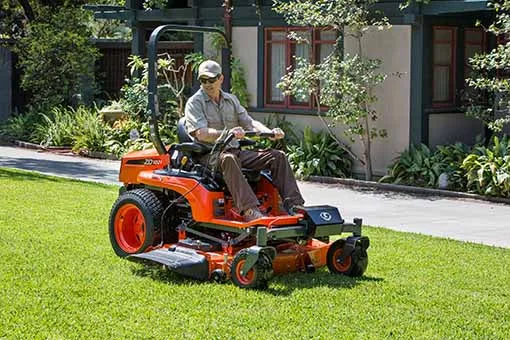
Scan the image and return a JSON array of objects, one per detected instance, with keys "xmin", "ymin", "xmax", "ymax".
[
  {"xmin": 344, "ymin": 25, "xmax": 412, "ymax": 175},
  {"xmin": 232, "ymin": 27, "xmax": 258, "ymax": 108},
  {"xmin": 428, "ymin": 113, "xmax": 484, "ymax": 147},
  {"xmin": 203, "ymin": 27, "xmax": 259, "ymax": 108}
]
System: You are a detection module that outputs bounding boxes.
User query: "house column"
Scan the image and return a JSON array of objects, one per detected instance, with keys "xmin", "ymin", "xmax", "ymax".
[
  {"xmin": 408, "ymin": 12, "xmax": 426, "ymax": 145},
  {"xmin": 126, "ymin": 0, "xmax": 144, "ymax": 57},
  {"xmin": 0, "ymin": 46, "xmax": 12, "ymax": 121}
]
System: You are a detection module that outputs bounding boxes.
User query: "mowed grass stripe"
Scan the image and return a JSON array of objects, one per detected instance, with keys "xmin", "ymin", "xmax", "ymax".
[{"xmin": 0, "ymin": 167, "xmax": 509, "ymax": 339}]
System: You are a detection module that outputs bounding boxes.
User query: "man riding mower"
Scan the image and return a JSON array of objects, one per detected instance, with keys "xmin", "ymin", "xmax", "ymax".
[
  {"xmin": 108, "ymin": 24, "xmax": 370, "ymax": 289},
  {"xmin": 184, "ymin": 59, "xmax": 304, "ymax": 222}
]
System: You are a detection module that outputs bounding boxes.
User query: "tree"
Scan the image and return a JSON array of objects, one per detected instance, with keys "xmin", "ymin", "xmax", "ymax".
[
  {"xmin": 466, "ymin": 0, "xmax": 510, "ymax": 133},
  {"xmin": 1, "ymin": 1, "xmax": 90, "ymax": 36},
  {"xmin": 1, "ymin": 1, "xmax": 99, "ymax": 108},
  {"xmin": 15, "ymin": 6, "xmax": 99, "ymax": 108},
  {"xmin": 273, "ymin": 0, "xmax": 389, "ymax": 180}
]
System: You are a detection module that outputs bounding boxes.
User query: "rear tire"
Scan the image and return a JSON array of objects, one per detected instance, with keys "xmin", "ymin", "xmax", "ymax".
[
  {"xmin": 326, "ymin": 239, "xmax": 368, "ymax": 277},
  {"xmin": 109, "ymin": 189, "xmax": 163, "ymax": 257},
  {"xmin": 230, "ymin": 249, "xmax": 272, "ymax": 289}
]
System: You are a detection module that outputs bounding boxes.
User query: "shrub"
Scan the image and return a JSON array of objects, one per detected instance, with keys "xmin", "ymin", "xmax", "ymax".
[
  {"xmin": 287, "ymin": 126, "xmax": 352, "ymax": 179},
  {"xmin": 230, "ymin": 57, "xmax": 250, "ymax": 107},
  {"xmin": 105, "ymin": 118, "xmax": 178, "ymax": 157},
  {"xmin": 72, "ymin": 106, "xmax": 111, "ymax": 153},
  {"xmin": 34, "ymin": 107, "xmax": 76, "ymax": 147},
  {"xmin": 0, "ymin": 108, "xmax": 46, "ymax": 142},
  {"xmin": 380, "ymin": 144, "xmax": 441, "ymax": 187},
  {"xmin": 15, "ymin": 7, "xmax": 98, "ymax": 108},
  {"xmin": 434, "ymin": 143, "xmax": 471, "ymax": 191},
  {"xmin": 462, "ymin": 136, "xmax": 510, "ymax": 197},
  {"xmin": 32, "ymin": 106, "xmax": 112, "ymax": 152},
  {"xmin": 380, "ymin": 138, "xmax": 510, "ymax": 197}
]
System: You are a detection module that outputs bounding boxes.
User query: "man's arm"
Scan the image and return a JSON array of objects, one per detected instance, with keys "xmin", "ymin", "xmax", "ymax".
[
  {"xmin": 192, "ymin": 128, "xmax": 223, "ymax": 143},
  {"xmin": 251, "ymin": 120, "xmax": 273, "ymax": 134},
  {"xmin": 185, "ymin": 95, "xmax": 220, "ymax": 143},
  {"xmin": 232, "ymin": 94, "xmax": 284, "ymax": 139}
]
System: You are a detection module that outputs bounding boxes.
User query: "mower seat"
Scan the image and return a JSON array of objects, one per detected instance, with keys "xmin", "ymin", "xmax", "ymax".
[
  {"xmin": 177, "ymin": 118, "xmax": 261, "ymax": 182},
  {"xmin": 177, "ymin": 117, "xmax": 194, "ymax": 143}
]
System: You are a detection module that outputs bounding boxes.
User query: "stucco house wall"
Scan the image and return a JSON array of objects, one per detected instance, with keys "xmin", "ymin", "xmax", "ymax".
[
  {"xmin": 229, "ymin": 25, "xmax": 412, "ymax": 176},
  {"xmin": 428, "ymin": 114, "xmax": 485, "ymax": 147}
]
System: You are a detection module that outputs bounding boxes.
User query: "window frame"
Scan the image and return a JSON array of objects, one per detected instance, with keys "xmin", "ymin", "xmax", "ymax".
[
  {"xmin": 464, "ymin": 27, "xmax": 486, "ymax": 78},
  {"xmin": 429, "ymin": 24, "xmax": 490, "ymax": 111},
  {"xmin": 264, "ymin": 27, "xmax": 337, "ymax": 110},
  {"xmin": 432, "ymin": 26, "xmax": 457, "ymax": 108}
]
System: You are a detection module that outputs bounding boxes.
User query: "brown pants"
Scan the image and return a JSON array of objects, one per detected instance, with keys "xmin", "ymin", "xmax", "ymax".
[{"xmin": 217, "ymin": 148, "xmax": 305, "ymax": 212}]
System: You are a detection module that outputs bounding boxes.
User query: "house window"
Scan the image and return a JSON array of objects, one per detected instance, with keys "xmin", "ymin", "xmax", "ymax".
[
  {"xmin": 264, "ymin": 27, "xmax": 336, "ymax": 109},
  {"xmin": 432, "ymin": 26, "xmax": 487, "ymax": 108},
  {"xmin": 464, "ymin": 28, "xmax": 486, "ymax": 79},
  {"xmin": 432, "ymin": 26, "xmax": 457, "ymax": 107}
]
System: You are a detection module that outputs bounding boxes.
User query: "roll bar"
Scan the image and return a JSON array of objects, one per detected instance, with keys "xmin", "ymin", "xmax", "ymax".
[{"xmin": 147, "ymin": 24, "xmax": 230, "ymax": 155}]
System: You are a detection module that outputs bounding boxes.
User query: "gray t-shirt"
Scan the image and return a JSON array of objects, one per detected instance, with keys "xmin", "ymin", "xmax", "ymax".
[{"xmin": 184, "ymin": 88, "xmax": 254, "ymax": 147}]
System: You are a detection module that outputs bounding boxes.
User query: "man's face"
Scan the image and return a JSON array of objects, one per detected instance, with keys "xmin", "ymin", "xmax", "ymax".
[{"xmin": 200, "ymin": 74, "xmax": 223, "ymax": 97}]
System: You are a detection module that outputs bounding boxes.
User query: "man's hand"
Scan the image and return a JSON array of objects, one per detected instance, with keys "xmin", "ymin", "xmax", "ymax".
[
  {"xmin": 229, "ymin": 126, "xmax": 245, "ymax": 139},
  {"xmin": 271, "ymin": 127, "xmax": 285, "ymax": 140}
]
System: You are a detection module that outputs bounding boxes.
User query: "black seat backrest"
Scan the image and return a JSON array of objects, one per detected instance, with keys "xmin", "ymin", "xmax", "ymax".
[{"xmin": 177, "ymin": 117, "xmax": 193, "ymax": 143}]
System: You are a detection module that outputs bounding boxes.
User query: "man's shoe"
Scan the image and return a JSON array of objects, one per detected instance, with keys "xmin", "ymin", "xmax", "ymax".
[
  {"xmin": 289, "ymin": 204, "xmax": 306, "ymax": 216},
  {"xmin": 244, "ymin": 207, "xmax": 265, "ymax": 222}
]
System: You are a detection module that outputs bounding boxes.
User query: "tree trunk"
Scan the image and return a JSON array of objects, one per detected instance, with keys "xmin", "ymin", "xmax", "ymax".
[
  {"xmin": 313, "ymin": 95, "xmax": 365, "ymax": 166},
  {"xmin": 361, "ymin": 116, "xmax": 373, "ymax": 181},
  {"xmin": 356, "ymin": 31, "xmax": 373, "ymax": 181}
]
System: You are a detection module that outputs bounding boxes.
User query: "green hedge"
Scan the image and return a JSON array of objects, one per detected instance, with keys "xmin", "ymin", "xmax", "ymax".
[{"xmin": 381, "ymin": 136, "xmax": 510, "ymax": 198}]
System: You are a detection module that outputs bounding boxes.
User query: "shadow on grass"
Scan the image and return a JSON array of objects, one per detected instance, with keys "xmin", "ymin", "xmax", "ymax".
[
  {"xmin": 0, "ymin": 166, "xmax": 116, "ymax": 189},
  {"xmin": 130, "ymin": 262, "xmax": 384, "ymax": 296},
  {"xmin": 0, "ymin": 156, "xmax": 119, "ymax": 183},
  {"xmin": 265, "ymin": 271, "xmax": 383, "ymax": 296},
  {"xmin": 0, "ymin": 167, "xmax": 61, "ymax": 182},
  {"xmin": 131, "ymin": 264, "xmax": 210, "ymax": 286}
]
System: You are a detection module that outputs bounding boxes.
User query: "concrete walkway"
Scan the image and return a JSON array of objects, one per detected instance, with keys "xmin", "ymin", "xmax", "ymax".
[{"xmin": 1, "ymin": 145, "xmax": 510, "ymax": 248}]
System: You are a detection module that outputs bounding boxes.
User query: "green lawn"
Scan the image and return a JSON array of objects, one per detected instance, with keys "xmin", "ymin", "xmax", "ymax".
[{"xmin": 0, "ymin": 167, "xmax": 509, "ymax": 339}]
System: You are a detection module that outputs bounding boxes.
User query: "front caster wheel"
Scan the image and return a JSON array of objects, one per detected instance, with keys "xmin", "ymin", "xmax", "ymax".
[
  {"xmin": 230, "ymin": 249, "xmax": 273, "ymax": 289},
  {"xmin": 210, "ymin": 269, "xmax": 227, "ymax": 284},
  {"xmin": 327, "ymin": 239, "xmax": 368, "ymax": 277}
]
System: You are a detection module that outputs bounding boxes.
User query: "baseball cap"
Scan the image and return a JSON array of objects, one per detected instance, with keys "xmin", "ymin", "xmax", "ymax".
[{"xmin": 198, "ymin": 60, "xmax": 222, "ymax": 79}]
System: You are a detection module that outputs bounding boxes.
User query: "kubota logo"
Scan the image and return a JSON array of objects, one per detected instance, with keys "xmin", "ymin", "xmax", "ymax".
[{"xmin": 319, "ymin": 212, "xmax": 332, "ymax": 221}]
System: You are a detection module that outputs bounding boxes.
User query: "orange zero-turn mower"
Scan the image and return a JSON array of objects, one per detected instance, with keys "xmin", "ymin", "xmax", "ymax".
[{"xmin": 108, "ymin": 24, "xmax": 370, "ymax": 289}]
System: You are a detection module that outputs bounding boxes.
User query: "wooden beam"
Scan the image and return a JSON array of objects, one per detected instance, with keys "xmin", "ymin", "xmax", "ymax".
[
  {"xmin": 422, "ymin": 1, "xmax": 489, "ymax": 15},
  {"xmin": 91, "ymin": 11, "xmax": 133, "ymax": 21},
  {"xmin": 136, "ymin": 8, "xmax": 195, "ymax": 22}
]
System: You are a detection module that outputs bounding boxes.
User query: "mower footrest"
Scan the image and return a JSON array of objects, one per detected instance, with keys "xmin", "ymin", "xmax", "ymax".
[{"xmin": 129, "ymin": 247, "xmax": 209, "ymax": 281}]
